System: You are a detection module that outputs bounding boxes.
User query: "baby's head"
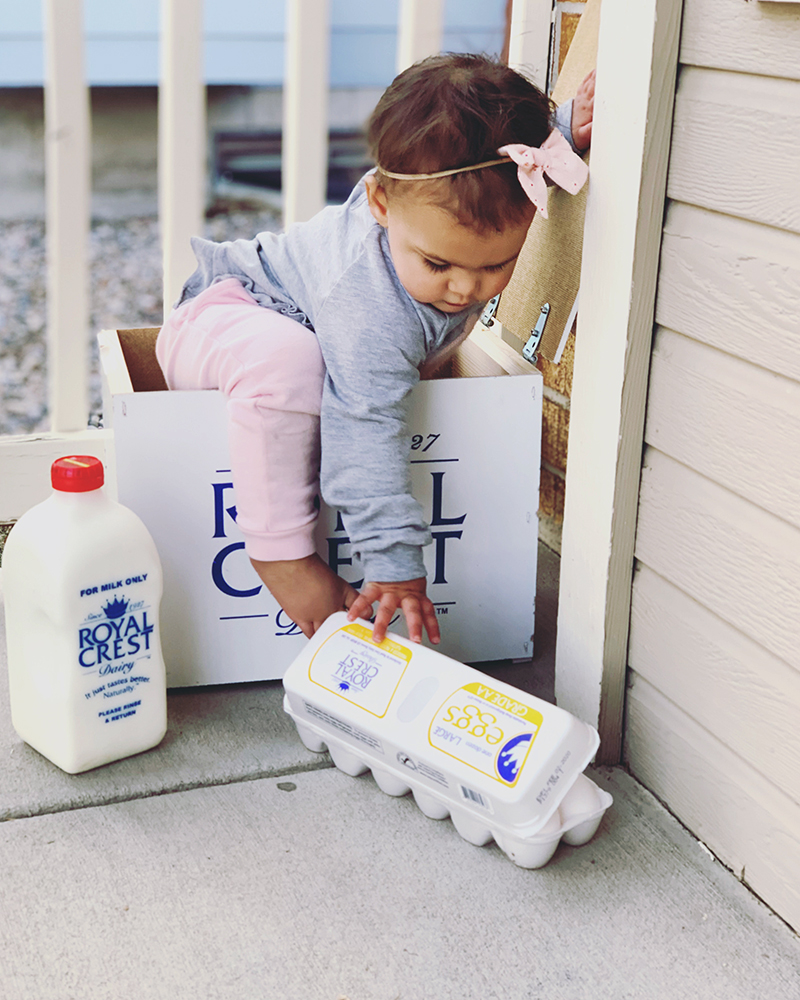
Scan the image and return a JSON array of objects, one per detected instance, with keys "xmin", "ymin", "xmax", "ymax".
[
  {"xmin": 367, "ymin": 53, "xmax": 554, "ymax": 233},
  {"xmin": 364, "ymin": 54, "xmax": 553, "ymax": 313}
]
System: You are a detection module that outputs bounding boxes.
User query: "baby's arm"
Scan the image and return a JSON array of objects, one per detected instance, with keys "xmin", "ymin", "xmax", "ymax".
[
  {"xmin": 348, "ymin": 577, "xmax": 440, "ymax": 645},
  {"xmin": 571, "ymin": 69, "xmax": 595, "ymax": 152},
  {"xmin": 315, "ymin": 249, "xmax": 460, "ymax": 648},
  {"xmin": 252, "ymin": 553, "xmax": 358, "ymax": 639}
]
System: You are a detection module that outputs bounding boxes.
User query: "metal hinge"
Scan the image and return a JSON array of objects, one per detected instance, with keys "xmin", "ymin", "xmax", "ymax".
[
  {"xmin": 523, "ymin": 303, "xmax": 550, "ymax": 364},
  {"xmin": 480, "ymin": 294, "xmax": 501, "ymax": 327}
]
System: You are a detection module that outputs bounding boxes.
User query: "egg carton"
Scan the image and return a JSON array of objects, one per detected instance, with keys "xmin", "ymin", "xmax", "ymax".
[{"xmin": 282, "ymin": 613, "xmax": 613, "ymax": 869}]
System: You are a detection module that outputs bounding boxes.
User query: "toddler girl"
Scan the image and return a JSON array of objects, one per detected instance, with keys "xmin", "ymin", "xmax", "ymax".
[{"xmin": 156, "ymin": 54, "xmax": 590, "ymax": 646}]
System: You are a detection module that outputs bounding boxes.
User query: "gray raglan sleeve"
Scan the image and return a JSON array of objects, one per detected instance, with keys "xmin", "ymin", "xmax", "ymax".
[{"xmin": 314, "ymin": 276, "xmax": 431, "ymax": 584}]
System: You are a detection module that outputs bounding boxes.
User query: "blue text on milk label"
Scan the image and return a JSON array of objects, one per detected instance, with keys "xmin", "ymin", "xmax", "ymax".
[
  {"xmin": 308, "ymin": 623, "xmax": 411, "ymax": 718},
  {"xmin": 77, "ymin": 579, "xmax": 158, "ymax": 722},
  {"xmin": 428, "ymin": 682, "xmax": 543, "ymax": 788}
]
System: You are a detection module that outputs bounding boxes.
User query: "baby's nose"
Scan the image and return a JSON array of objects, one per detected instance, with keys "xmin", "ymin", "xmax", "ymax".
[{"xmin": 449, "ymin": 270, "xmax": 480, "ymax": 299}]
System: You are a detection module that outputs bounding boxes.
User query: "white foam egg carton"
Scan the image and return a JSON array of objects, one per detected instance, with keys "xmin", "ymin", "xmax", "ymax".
[{"xmin": 283, "ymin": 613, "xmax": 612, "ymax": 868}]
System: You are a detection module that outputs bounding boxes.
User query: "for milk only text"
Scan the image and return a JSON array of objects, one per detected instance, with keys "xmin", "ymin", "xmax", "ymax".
[
  {"xmin": 78, "ymin": 574, "xmax": 157, "ymax": 722},
  {"xmin": 209, "ymin": 431, "xmax": 467, "ymax": 626}
]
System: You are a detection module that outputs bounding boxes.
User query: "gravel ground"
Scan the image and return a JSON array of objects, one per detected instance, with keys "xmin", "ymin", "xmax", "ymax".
[{"xmin": 0, "ymin": 203, "xmax": 281, "ymax": 436}]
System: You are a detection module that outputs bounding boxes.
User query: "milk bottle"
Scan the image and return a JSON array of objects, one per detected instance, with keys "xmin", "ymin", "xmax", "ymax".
[{"xmin": 3, "ymin": 455, "xmax": 167, "ymax": 773}]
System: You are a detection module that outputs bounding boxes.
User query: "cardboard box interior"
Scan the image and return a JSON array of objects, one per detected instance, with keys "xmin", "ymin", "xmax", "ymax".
[{"xmin": 105, "ymin": 323, "xmax": 533, "ymax": 395}]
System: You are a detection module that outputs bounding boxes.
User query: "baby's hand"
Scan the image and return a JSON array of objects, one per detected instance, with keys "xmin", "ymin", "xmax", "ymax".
[
  {"xmin": 348, "ymin": 577, "xmax": 441, "ymax": 646},
  {"xmin": 251, "ymin": 553, "xmax": 358, "ymax": 639},
  {"xmin": 571, "ymin": 69, "xmax": 595, "ymax": 152}
]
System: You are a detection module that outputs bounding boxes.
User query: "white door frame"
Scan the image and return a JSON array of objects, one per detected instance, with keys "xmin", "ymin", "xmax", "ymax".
[{"xmin": 554, "ymin": 0, "xmax": 683, "ymax": 762}]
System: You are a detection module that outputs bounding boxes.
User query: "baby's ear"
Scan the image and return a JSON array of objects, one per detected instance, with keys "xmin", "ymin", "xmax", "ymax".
[{"xmin": 364, "ymin": 173, "xmax": 390, "ymax": 227}]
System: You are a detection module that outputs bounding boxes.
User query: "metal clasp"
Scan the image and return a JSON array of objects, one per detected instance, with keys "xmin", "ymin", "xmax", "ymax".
[
  {"xmin": 523, "ymin": 303, "xmax": 550, "ymax": 364},
  {"xmin": 480, "ymin": 294, "xmax": 500, "ymax": 327}
]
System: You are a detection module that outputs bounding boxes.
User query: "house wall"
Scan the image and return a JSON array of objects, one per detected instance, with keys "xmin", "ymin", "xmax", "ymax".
[{"xmin": 624, "ymin": 0, "xmax": 800, "ymax": 932}]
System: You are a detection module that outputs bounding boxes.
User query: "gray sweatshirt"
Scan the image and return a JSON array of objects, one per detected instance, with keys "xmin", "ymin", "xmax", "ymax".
[
  {"xmin": 178, "ymin": 102, "xmax": 577, "ymax": 582},
  {"xmin": 179, "ymin": 181, "xmax": 483, "ymax": 582}
]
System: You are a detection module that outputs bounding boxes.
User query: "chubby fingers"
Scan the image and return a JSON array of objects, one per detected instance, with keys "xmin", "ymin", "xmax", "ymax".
[
  {"xmin": 371, "ymin": 591, "xmax": 402, "ymax": 644},
  {"xmin": 294, "ymin": 619, "xmax": 315, "ymax": 639},
  {"xmin": 573, "ymin": 120, "xmax": 592, "ymax": 150},
  {"xmin": 399, "ymin": 593, "xmax": 440, "ymax": 645},
  {"xmin": 347, "ymin": 581, "xmax": 399, "ymax": 642},
  {"xmin": 347, "ymin": 585, "xmax": 441, "ymax": 646},
  {"xmin": 347, "ymin": 583, "xmax": 381, "ymax": 624},
  {"xmin": 342, "ymin": 581, "xmax": 360, "ymax": 610}
]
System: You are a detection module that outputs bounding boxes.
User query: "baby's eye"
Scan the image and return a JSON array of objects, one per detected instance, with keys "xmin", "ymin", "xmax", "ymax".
[
  {"xmin": 423, "ymin": 258, "xmax": 450, "ymax": 273},
  {"xmin": 484, "ymin": 261, "xmax": 511, "ymax": 274}
]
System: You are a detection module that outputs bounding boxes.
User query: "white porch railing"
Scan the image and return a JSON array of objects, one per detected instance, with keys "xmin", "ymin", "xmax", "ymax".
[
  {"xmin": 44, "ymin": 0, "xmax": 91, "ymax": 434},
  {"xmin": 158, "ymin": 0, "xmax": 206, "ymax": 321}
]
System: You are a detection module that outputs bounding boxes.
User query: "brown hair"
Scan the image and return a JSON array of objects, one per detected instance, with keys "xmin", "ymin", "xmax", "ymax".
[{"xmin": 367, "ymin": 53, "xmax": 554, "ymax": 232}]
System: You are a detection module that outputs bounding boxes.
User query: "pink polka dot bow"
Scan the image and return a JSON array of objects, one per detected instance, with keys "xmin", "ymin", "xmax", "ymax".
[{"xmin": 498, "ymin": 130, "xmax": 589, "ymax": 219}]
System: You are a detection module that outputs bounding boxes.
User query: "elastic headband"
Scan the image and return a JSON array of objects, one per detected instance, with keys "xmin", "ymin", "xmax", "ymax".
[
  {"xmin": 377, "ymin": 157, "xmax": 512, "ymax": 180},
  {"xmin": 376, "ymin": 129, "xmax": 588, "ymax": 219}
]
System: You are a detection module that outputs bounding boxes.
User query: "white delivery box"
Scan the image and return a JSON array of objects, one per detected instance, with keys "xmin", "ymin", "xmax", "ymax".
[{"xmin": 99, "ymin": 326, "xmax": 542, "ymax": 687}]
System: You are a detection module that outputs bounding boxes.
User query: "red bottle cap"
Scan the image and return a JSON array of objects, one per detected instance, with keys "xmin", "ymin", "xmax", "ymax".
[{"xmin": 51, "ymin": 455, "xmax": 105, "ymax": 493}]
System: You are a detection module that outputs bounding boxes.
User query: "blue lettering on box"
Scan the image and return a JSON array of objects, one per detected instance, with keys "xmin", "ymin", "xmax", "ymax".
[
  {"xmin": 431, "ymin": 530, "xmax": 463, "ymax": 584},
  {"xmin": 210, "ymin": 480, "xmax": 262, "ymax": 598},
  {"xmin": 212, "ymin": 482, "xmax": 238, "ymax": 538},
  {"xmin": 208, "ymin": 466, "xmax": 466, "ymax": 603},
  {"xmin": 211, "ymin": 542, "xmax": 262, "ymax": 598},
  {"xmin": 429, "ymin": 471, "xmax": 467, "ymax": 526}
]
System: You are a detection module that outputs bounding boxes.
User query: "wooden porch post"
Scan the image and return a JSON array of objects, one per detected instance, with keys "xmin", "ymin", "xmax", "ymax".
[
  {"xmin": 44, "ymin": 0, "xmax": 90, "ymax": 433},
  {"xmin": 159, "ymin": 0, "xmax": 206, "ymax": 317},
  {"xmin": 396, "ymin": 0, "xmax": 444, "ymax": 73},
  {"xmin": 554, "ymin": 0, "xmax": 683, "ymax": 762},
  {"xmin": 283, "ymin": 0, "xmax": 330, "ymax": 227}
]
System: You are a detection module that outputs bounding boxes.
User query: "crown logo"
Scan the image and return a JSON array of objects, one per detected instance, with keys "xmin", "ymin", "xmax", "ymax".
[{"xmin": 103, "ymin": 596, "xmax": 129, "ymax": 619}]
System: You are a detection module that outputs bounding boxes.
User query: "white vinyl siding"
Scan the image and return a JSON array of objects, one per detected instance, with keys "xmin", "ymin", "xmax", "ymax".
[{"xmin": 625, "ymin": 0, "xmax": 800, "ymax": 932}]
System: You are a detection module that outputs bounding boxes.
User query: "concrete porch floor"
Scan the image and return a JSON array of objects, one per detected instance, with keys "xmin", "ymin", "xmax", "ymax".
[{"xmin": 1, "ymin": 543, "xmax": 798, "ymax": 999}]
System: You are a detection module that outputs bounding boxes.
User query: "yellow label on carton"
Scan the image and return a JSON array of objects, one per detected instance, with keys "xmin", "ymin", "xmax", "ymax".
[
  {"xmin": 428, "ymin": 683, "xmax": 543, "ymax": 787},
  {"xmin": 308, "ymin": 623, "xmax": 412, "ymax": 718},
  {"xmin": 461, "ymin": 682, "xmax": 543, "ymax": 726}
]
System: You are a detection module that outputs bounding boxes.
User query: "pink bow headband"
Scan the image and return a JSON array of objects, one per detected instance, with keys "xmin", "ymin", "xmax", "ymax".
[{"xmin": 377, "ymin": 128, "xmax": 588, "ymax": 219}]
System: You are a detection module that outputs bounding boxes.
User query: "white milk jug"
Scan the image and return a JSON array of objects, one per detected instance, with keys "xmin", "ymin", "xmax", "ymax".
[{"xmin": 3, "ymin": 455, "xmax": 167, "ymax": 773}]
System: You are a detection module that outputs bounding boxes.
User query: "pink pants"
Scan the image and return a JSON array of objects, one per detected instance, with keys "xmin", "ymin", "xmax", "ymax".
[{"xmin": 156, "ymin": 278, "xmax": 324, "ymax": 562}]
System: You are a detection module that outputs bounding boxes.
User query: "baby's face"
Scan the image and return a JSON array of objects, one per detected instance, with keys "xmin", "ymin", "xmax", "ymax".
[{"xmin": 365, "ymin": 178, "xmax": 533, "ymax": 314}]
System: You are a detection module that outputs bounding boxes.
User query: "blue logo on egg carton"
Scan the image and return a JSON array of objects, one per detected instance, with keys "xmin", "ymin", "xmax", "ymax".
[
  {"xmin": 496, "ymin": 733, "xmax": 533, "ymax": 784},
  {"xmin": 333, "ymin": 653, "xmax": 378, "ymax": 694}
]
